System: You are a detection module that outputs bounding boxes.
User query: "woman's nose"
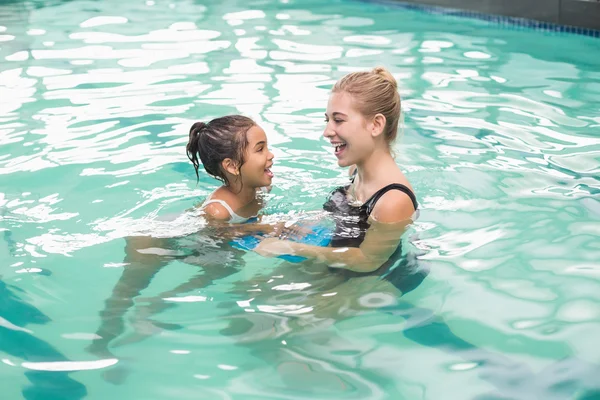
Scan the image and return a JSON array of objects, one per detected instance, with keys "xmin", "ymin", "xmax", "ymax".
[{"xmin": 323, "ymin": 123, "xmax": 334, "ymax": 138}]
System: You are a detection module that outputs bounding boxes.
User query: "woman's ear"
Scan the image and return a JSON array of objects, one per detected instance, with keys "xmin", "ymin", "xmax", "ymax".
[
  {"xmin": 371, "ymin": 113, "xmax": 386, "ymax": 138},
  {"xmin": 221, "ymin": 158, "xmax": 239, "ymax": 176}
]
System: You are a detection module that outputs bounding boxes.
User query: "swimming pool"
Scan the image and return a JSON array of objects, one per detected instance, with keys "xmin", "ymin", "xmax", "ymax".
[{"xmin": 1, "ymin": 0, "xmax": 599, "ymax": 398}]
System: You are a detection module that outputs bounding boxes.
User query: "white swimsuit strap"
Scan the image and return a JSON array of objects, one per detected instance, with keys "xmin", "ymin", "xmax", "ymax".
[
  {"xmin": 202, "ymin": 199, "xmax": 236, "ymax": 217},
  {"xmin": 202, "ymin": 199, "xmax": 249, "ymax": 223}
]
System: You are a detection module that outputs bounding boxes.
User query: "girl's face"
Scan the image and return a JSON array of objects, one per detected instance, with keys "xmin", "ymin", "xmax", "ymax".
[
  {"xmin": 240, "ymin": 125, "xmax": 274, "ymax": 188},
  {"xmin": 323, "ymin": 91, "xmax": 375, "ymax": 167}
]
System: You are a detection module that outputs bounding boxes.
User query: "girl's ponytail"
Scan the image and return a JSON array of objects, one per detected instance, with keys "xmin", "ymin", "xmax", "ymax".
[{"xmin": 187, "ymin": 122, "xmax": 206, "ymax": 182}]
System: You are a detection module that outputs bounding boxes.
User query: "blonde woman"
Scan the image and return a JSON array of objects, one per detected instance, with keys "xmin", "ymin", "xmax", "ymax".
[{"xmin": 257, "ymin": 67, "xmax": 420, "ymax": 282}]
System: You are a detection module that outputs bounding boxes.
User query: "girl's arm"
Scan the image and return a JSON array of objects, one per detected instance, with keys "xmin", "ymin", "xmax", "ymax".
[
  {"xmin": 203, "ymin": 206, "xmax": 310, "ymax": 240},
  {"xmin": 202, "ymin": 199, "xmax": 319, "ymax": 240},
  {"xmin": 212, "ymin": 219, "xmax": 307, "ymax": 239}
]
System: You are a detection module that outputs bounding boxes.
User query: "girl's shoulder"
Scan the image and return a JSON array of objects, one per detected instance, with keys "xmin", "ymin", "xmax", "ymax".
[
  {"xmin": 202, "ymin": 200, "xmax": 233, "ymax": 221},
  {"xmin": 198, "ymin": 187, "xmax": 262, "ymax": 224},
  {"xmin": 199, "ymin": 187, "xmax": 236, "ymax": 222}
]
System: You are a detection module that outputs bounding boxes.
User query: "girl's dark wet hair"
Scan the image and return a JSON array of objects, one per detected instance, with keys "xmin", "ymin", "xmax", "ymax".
[{"xmin": 186, "ymin": 115, "xmax": 256, "ymax": 185}]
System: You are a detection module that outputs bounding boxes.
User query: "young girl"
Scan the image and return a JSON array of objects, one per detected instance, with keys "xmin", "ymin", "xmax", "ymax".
[
  {"xmin": 87, "ymin": 115, "xmax": 294, "ymax": 368},
  {"xmin": 187, "ymin": 115, "xmax": 307, "ymax": 240},
  {"xmin": 187, "ymin": 115, "xmax": 274, "ymax": 224},
  {"xmin": 256, "ymin": 67, "xmax": 422, "ymax": 282}
]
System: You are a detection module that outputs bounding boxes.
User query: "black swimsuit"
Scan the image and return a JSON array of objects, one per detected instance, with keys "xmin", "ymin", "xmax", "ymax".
[{"xmin": 323, "ymin": 175, "xmax": 427, "ymax": 294}]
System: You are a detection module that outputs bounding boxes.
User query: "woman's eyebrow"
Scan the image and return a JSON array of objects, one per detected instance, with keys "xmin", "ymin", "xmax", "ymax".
[
  {"xmin": 325, "ymin": 112, "xmax": 348, "ymax": 117},
  {"xmin": 253, "ymin": 140, "xmax": 266, "ymax": 148}
]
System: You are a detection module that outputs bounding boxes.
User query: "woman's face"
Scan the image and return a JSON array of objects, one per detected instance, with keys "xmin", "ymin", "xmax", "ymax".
[{"xmin": 323, "ymin": 91, "xmax": 375, "ymax": 167}]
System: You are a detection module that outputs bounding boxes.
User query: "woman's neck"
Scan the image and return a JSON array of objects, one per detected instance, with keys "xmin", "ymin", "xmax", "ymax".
[{"xmin": 355, "ymin": 147, "xmax": 397, "ymax": 186}]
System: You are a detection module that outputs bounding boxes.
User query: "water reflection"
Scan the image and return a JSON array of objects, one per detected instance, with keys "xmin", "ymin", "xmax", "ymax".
[
  {"xmin": 215, "ymin": 254, "xmax": 600, "ymax": 399},
  {"xmin": 0, "ymin": 279, "xmax": 87, "ymax": 399}
]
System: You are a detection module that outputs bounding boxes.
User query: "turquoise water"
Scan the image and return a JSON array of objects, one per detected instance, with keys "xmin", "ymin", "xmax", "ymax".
[{"xmin": 1, "ymin": 0, "xmax": 600, "ymax": 398}]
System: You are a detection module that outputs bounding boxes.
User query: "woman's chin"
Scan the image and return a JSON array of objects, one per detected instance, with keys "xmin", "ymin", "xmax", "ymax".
[{"xmin": 337, "ymin": 158, "xmax": 352, "ymax": 168}]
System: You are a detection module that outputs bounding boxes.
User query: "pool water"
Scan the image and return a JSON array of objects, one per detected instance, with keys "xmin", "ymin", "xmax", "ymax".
[{"xmin": 1, "ymin": 0, "xmax": 600, "ymax": 398}]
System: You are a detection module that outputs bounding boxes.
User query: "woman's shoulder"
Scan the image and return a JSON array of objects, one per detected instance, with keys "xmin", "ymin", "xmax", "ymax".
[{"xmin": 369, "ymin": 180, "xmax": 417, "ymax": 224}]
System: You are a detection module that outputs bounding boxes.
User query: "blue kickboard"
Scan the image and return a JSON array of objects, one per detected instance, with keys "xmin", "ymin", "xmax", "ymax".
[{"xmin": 231, "ymin": 225, "xmax": 332, "ymax": 263}]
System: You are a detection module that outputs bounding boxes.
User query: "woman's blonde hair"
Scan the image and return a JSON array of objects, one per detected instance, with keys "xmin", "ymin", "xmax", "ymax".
[{"xmin": 332, "ymin": 66, "xmax": 401, "ymax": 146}]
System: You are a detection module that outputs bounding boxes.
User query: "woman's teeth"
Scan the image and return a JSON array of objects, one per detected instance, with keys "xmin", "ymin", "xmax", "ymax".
[
  {"xmin": 265, "ymin": 168, "xmax": 274, "ymax": 178},
  {"xmin": 334, "ymin": 143, "xmax": 346, "ymax": 152}
]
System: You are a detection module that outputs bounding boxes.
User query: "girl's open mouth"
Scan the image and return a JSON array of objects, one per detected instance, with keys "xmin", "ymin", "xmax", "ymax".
[{"xmin": 265, "ymin": 168, "xmax": 274, "ymax": 178}]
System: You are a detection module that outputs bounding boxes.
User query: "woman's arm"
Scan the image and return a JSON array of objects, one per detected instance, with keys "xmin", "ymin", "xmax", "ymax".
[
  {"xmin": 255, "ymin": 218, "xmax": 408, "ymax": 273},
  {"xmin": 254, "ymin": 190, "xmax": 416, "ymax": 273}
]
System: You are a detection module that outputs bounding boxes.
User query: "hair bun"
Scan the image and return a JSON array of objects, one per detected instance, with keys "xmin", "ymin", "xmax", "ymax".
[{"xmin": 372, "ymin": 66, "xmax": 397, "ymax": 89}]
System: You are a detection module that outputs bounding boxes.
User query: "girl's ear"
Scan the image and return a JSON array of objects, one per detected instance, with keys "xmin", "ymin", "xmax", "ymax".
[
  {"xmin": 371, "ymin": 113, "xmax": 386, "ymax": 138},
  {"xmin": 221, "ymin": 158, "xmax": 239, "ymax": 176}
]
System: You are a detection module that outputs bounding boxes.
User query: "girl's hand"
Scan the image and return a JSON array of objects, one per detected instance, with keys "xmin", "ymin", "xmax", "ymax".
[{"xmin": 254, "ymin": 237, "xmax": 296, "ymax": 258}]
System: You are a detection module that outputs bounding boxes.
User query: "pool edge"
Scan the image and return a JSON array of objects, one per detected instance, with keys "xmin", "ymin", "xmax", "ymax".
[{"xmin": 362, "ymin": 0, "xmax": 600, "ymax": 38}]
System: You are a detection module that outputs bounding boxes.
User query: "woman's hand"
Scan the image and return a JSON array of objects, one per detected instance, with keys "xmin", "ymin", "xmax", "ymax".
[
  {"xmin": 272, "ymin": 222, "xmax": 313, "ymax": 240},
  {"xmin": 254, "ymin": 237, "xmax": 297, "ymax": 258}
]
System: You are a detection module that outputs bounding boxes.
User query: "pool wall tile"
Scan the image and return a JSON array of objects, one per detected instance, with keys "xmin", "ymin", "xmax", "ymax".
[
  {"xmin": 395, "ymin": 0, "xmax": 561, "ymax": 23},
  {"xmin": 371, "ymin": 0, "xmax": 600, "ymax": 37}
]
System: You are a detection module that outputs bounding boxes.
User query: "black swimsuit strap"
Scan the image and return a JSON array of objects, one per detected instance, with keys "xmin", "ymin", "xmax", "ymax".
[{"xmin": 363, "ymin": 184, "xmax": 418, "ymax": 216}]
